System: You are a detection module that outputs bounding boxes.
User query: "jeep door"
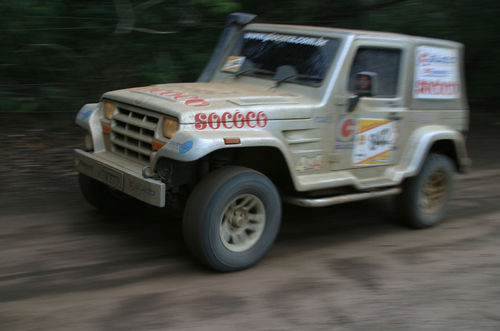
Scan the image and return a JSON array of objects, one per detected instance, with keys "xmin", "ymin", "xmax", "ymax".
[{"xmin": 332, "ymin": 39, "xmax": 411, "ymax": 180}]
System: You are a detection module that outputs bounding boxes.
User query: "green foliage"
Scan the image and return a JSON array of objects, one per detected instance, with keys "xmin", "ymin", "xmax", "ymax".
[
  {"xmin": 0, "ymin": 0, "xmax": 236, "ymax": 112},
  {"xmin": 191, "ymin": 0, "xmax": 241, "ymax": 14},
  {"xmin": 0, "ymin": 0, "xmax": 498, "ymax": 112},
  {"xmin": 360, "ymin": 0, "xmax": 500, "ymax": 105}
]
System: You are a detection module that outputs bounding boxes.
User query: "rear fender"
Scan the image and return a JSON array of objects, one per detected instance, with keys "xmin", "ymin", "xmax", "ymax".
[{"xmin": 391, "ymin": 125, "xmax": 469, "ymax": 182}]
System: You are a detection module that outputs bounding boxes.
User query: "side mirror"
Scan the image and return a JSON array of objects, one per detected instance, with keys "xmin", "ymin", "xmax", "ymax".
[
  {"xmin": 354, "ymin": 71, "xmax": 377, "ymax": 97},
  {"xmin": 347, "ymin": 72, "xmax": 378, "ymax": 112}
]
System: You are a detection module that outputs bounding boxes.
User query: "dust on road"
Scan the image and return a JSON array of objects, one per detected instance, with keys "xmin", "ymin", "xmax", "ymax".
[{"xmin": 0, "ymin": 111, "xmax": 499, "ymax": 330}]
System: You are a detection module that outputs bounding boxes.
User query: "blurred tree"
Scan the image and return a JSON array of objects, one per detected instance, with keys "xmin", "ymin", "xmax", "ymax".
[
  {"xmin": 0, "ymin": 0, "xmax": 498, "ymax": 112},
  {"xmin": 0, "ymin": 0, "xmax": 240, "ymax": 112},
  {"xmin": 359, "ymin": 0, "xmax": 500, "ymax": 106}
]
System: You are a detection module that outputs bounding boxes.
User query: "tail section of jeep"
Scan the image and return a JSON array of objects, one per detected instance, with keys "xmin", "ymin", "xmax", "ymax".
[{"xmin": 75, "ymin": 13, "xmax": 470, "ymax": 271}]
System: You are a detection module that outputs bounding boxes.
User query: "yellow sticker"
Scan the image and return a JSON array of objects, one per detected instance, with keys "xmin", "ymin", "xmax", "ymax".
[
  {"xmin": 222, "ymin": 56, "xmax": 246, "ymax": 72},
  {"xmin": 353, "ymin": 119, "xmax": 395, "ymax": 166},
  {"xmin": 357, "ymin": 119, "xmax": 391, "ymax": 134}
]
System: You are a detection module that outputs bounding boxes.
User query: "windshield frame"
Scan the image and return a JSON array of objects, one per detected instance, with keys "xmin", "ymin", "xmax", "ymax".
[{"xmin": 219, "ymin": 29, "xmax": 341, "ymax": 88}]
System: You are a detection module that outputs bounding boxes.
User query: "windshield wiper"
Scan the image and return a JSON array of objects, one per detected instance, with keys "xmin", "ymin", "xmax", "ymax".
[
  {"xmin": 273, "ymin": 74, "xmax": 322, "ymax": 87},
  {"xmin": 234, "ymin": 68, "xmax": 275, "ymax": 77}
]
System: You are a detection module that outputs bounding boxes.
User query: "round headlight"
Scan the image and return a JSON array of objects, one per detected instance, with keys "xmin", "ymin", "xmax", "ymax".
[
  {"xmin": 103, "ymin": 101, "xmax": 115, "ymax": 120},
  {"xmin": 162, "ymin": 118, "xmax": 179, "ymax": 139}
]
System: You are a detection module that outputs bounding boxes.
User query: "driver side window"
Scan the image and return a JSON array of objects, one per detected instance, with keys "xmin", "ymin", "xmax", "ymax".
[{"xmin": 348, "ymin": 47, "xmax": 401, "ymax": 98}]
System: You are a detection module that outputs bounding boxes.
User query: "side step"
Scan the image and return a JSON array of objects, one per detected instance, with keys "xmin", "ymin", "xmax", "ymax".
[{"xmin": 284, "ymin": 187, "xmax": 401, "ymax": 208}]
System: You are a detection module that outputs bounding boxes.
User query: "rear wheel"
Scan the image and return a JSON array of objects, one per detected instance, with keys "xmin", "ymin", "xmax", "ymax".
[
  {"xmin": 397, "ymin": 154, "xmax": 455, "ymax": 228},
  {"xmin": 183, "ymin": 166, "xmax": 281, "ymax": 272}
]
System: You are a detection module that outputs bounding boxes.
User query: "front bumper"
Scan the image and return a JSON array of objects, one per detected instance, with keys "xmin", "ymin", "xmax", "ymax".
[{"xmin": 74, "ymin": 149, "xmax": 166, "ymax": 207}]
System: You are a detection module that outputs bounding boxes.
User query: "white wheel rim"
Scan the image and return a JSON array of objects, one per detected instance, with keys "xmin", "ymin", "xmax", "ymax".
[{"xmin": 219, "ymin": 193, "xmax": 266, "ymax": 252}]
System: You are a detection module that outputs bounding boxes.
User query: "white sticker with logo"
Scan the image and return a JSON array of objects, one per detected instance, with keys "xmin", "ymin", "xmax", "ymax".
[
  {"xmin": 222, "ymin": 56, "xmax": 246, "ymax": 72},
  {"xmin": 413, "ymin": 46, "xmax": 460, "ymax": 99},
  {"xmin": 295, "ymin": 155, "xmax": 324, "ymax": 172},
  {"xmin": 353, "ymin": 119, "xmax": 395, "ymax": 166}
]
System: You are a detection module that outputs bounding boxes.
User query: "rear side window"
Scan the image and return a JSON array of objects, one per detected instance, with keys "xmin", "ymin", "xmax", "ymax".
[{"xmin": 348, "ymin": 48, "xmax": 401, "ymax": 97}]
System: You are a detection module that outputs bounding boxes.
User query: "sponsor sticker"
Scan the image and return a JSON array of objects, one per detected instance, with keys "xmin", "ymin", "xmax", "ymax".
[
  {"xmin": 96, "ymin": 166, "xmax": 123, "ymax": 190},
  {"xmin": 168, "ymin": 140, "xmax": 193, "ymax": 154},
  {"xmin": 353, "ymin": 119, "xmax": 395, "ymax": 166},
  {"xmin": 131, "ymin": 87, "xmax": 210, "ymax": 107},
  {"xmin": 413, "ymin": 46, "xmax": 460, "ymax": 99},
  {"xmin": 194, "ymin": 111, "xmax": 268, "ymax": 130},
  {"xmin": 335, "ymin": 115, "xmax": 356, "ymax": 150},
  {"xmin": 129, "ymin": 180, "xmax": 156, "ymax": 197},
  {"xmin": 244, "ymin": 32, "xmax": 329, "ymax": 47},
  {"xmin": 78, "ymin": 109, "xmax": 93, "ymax": 121},
  {"xmin": 222, "ymin": 56, "xmax": 246, "ymax": 72},
  {"xmin": 295, "ymin": 155, "xmax": 325, "ymax": 172},
  {"xmin": 314, "ymin": 116, "xmax": 333, "ymax": 124}
]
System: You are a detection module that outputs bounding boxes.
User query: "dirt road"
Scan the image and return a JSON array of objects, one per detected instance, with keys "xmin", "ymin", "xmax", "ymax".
[{"xmin": 0, "ymin": 112, "xmax": 499, "ymax": 330}]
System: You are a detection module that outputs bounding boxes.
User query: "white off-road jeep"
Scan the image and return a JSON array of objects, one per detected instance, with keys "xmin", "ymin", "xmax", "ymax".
[{"xmin": 75, "ymin": 13, "xmax": 470, "ymax": 271}]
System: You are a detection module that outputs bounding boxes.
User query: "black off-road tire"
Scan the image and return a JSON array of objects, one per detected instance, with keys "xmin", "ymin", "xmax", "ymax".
[
  {"xmin": 397, "ymin": 153, "xmax": 456, "ymax": 229},
  {"xmin": 78, "ymin": 173, "xmax": 137, "ymax": 215},
  {"xmin": 183, "ymin": 166, "xmax": 281, "ymax": 272}
]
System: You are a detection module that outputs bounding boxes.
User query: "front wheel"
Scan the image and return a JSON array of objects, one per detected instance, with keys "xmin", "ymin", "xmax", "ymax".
[
  {"xmin": 397, "ymin": 154, "xmax": 456, "ymax": 228},
  {"xmin": 183, "ymin": 166, "xmax": 281, "ymax": 272}
]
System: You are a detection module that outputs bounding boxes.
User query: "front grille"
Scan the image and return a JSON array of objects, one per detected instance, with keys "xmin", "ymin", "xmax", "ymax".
[{"xmin": 110, "ymin": 105, "xmax": 160, "ymax": 163}]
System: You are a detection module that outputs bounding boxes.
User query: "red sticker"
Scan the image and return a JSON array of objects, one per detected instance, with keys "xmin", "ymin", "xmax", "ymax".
[
  {"xmin": 341, "ymin": 119, "xmax": 356, "ymax": 138},
  {"xmin": 132, "ymin": 87, "xmax": 210, "ymax": 107},
  {"xmin": 195, "ymin": 111, "xmax": 268, "ymax": 130}
]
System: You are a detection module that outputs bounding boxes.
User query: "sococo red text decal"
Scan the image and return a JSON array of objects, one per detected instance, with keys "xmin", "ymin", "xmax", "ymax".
[
  {"xmin": 195, "ymin": 111, "xmax": 268, "ymax": 130},
  {"xmin": 131, "ymin": 86, "xmax": 210, "ymax": 107}
]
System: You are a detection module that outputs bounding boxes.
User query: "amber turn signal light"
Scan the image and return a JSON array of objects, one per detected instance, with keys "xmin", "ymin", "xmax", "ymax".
[
  {"xmin": 152, "ymin": 140, "xmax": 165, "ymax": 151},
  {"xmin": 224, "ymin": 137, "xmax": 241, "ymax": 145},
  {"xmin": 102, "ymin": 123, "xmax": 111, "ymax": 134}
]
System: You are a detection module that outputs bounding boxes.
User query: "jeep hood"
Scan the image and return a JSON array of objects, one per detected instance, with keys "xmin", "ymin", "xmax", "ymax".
[{"xmin": 102, "ymin": 82, "xmax": 315, "ymax": 123}]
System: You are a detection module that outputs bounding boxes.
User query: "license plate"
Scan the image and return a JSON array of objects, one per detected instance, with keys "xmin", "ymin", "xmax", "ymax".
[{"xmin": 96, "ymin": 165, "xmax": 123, "ymax": 190}]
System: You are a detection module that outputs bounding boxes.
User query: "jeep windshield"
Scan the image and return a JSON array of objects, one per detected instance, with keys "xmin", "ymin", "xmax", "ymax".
[{"xmin": 223, "ymin": 32, "xmax": 340, "ymax": 86}]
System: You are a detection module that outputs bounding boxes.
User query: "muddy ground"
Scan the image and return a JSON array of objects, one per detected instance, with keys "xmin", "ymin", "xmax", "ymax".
[{"xmin": 0, "ymin": 111, "xmax": 499, "ymax": 330}]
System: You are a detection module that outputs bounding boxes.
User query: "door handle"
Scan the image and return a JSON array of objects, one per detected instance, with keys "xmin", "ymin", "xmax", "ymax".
[
  {"xmin": 347, "ymin": 95, "xmax": 360, "ymax": 112},
  {"xmin": 387, "ymin": 113, "xmax": 402, "ymax": 120}
]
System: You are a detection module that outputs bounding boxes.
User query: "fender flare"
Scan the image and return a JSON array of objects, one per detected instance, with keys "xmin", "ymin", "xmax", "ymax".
[
  {"xmin": 391, "ymin": 125, "xmax": 469, "ymax": 182},
  {"xmin": 152, "ymin": 129, "xmax": 292, "ymax": 167},
  {"xmin": 75, "ymin": 103, "xmax": 106, "ymax": 152}
]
